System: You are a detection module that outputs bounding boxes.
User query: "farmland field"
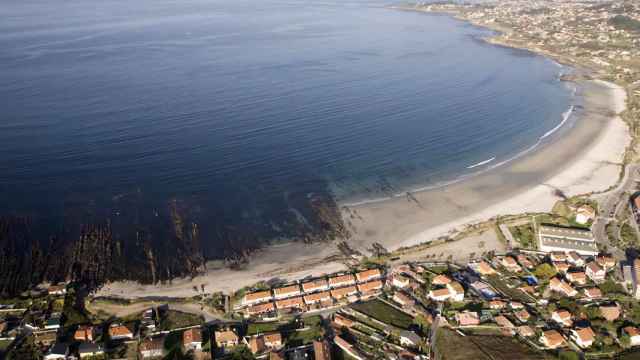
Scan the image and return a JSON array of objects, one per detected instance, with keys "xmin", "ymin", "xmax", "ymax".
[
  {"xmin": 350, "ymin": 299, "xmax": 413, "ymax": 329},
  {"xmin": 436, "ymin": 328, "xmax": 550, "ymax": 360}
]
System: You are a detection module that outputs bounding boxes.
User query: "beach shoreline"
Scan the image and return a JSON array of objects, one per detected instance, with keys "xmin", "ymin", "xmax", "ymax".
[{"xmin": 94, "ymin": 12, "xmax": 631, "ymax": 300}]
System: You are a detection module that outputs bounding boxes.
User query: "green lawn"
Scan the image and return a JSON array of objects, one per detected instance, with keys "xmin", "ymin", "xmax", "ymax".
[{"xmin": 350, "ymin": 299, "xmax": 413, "ymax": 329}]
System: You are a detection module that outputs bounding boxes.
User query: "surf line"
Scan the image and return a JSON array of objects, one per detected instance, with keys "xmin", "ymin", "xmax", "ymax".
[
  {"xmin": 467, "ymin": 157, "xmax": 496, "ymax": 169},
  {"xmin": 540, "ymin": 105, "xmax": 574, "ymax": 140}
]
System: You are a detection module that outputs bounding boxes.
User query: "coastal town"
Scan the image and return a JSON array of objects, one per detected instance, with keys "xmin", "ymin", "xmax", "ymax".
[{"xmin": 3, "ymin": 0, "xmax": 640, "ymax": 359}]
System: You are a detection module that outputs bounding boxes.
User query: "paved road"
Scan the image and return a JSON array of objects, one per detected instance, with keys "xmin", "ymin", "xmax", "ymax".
[{"xmin": 592, "ymin": 164, "xmax": 640, "ymax": 259}]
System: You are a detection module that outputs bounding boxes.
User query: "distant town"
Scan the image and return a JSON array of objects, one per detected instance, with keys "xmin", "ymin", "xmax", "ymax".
[{"xmin": 3, "ymin": 0, "xmax": 640, "ymax": 359}]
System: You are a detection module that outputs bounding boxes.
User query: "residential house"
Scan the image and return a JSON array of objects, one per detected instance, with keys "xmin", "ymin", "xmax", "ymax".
[
  {"xmin": 540, "ymin": 330, "xmax": 566, "ymax": 349},
  {"xmin": 399, "ymin": 331, "xmax": 422, "ymax": 348},
  {"xmin": 74, "ymin": 325, "xmax": 96, "ymax": 342},
  {"xmin": 334, "ymin": 336, "xmax": 365, "ymax": 360},
  {"xmin": 247, "ymin": 302, "xmax": 276, "ymax": 317},
  {"xmin": 567, "ymin": 251, "xmax": 584, "ymax": 267},
  {"xmin": 302, "ymin": 279, "xmax": 329, "ymax": 293},
  {"xmin": 517, "ymin": 254, "xmax": 535, "ymax": 269},
  {"xmin": 551, "ymin": 310, "xmax": 573, "ymax": 327},
  {"xmin": 596, "ymin": 254, "xmax": 616, "ymax": 269},
  {"xmin": 304, "ymin": 291, "xmax": 332, "ymax": 306},
  {"xmin": 494, "ymin": 315, "xmax": 514, "ymax": 329},
  {"xmin": 393, "ymin": 292, "xmax": 415, "ymax": 307},
  {"xmin": 215, "ymin": 329, "xmax": 239, "ymax": 349},
  {"xmin": 33, "ymin": 331, "xmax": 57, "ymax": 346},
  {"xmin": 586, "ymin": 262, "xmax": 606, "ymax": 282},
  {"xmin": 328, "ymin": 274, "xmax": 356, "ymax": 288},
  {"xmin": 571, "ymin": 327, "xmax": 595, "ymax": 348},
  {"xmin": 566, "ymin": 271, "xmax": 587, "ymax": 285},
  {"xmin": 549, "ymin": 277, "xmax": 578, "ymax": 297},
  {"xmin": 330, "ymin": 286, "xmax": 358, "ymax": 301},
  {"xmin": 140, "ymin": 336, "xmax": 166, "ymax": 359},
  {"xmin": 553, "ymin": 262, "xmax": 570, "ymax": 274},
  {"xmin": 514, "ymin": 309, "xmax": 531, "ymax": 323},
  {"xmin": 509, "ymin": 301, "xmax": 524, "ymax": 310},
  {"xmin": 455, "ymin": 311, "xmax": 480, "ymax": 326},
  {"xmin": 489, "ymin": 300, "xmax": 506, "ymax": 309},
  {"xmin": 428, "ymin": 288, "xmax": 451, "ymax": 302},
  {"xmin": 517, "ymin": 325, "xmax": 535, "ymax": 337},
  {"xmin": 47, "ymin": 285, "xmax": 67, "ymax": 296},
  {"xmin": 502, "ymin": 256, "xmax": 522, "ymax": 272},
  {"xmin": 391, "ymin": 274, "xmax": 411, "ymax": 288},
  {"xmin": 275, "ymin": 296, "xmax": 305, "ymax": 310},
  {"xmin": 575, "ymin": 205, "xmax": 596, "ymax": 224},
  {"xmin": 355, "ymin": 269, "xmax": 382, "ymax": 283},
  {"xmin": 183, "ymin": 327, "xmax": 203, "ymax": 351},
  {"xmin": 583, "ymin": 287, "xmax": 602, "ymax": 299},
  {"xmin": 357, "ymin": 280, "xmax": 383, "ymax": 295},
  {"xmin": 623, "ymin": 326, "xmax": 640, "ymax": 346},
  {"xmin": 476, "ymin": 261, "xmax": 497, "ymax": 276},
  {"xmin": 599, "ymin": 303, "xmax": 621, "ymax": 321},
  {"xmin": 431, "ymin": 275, "xmax": 452, "ymax": 286},
  {"xmin": 243, "ymin": 290, "xmax": 273, "ymax": 306},
  {"xmin": 108, "ymin": 325, "xmax": 134, "ymax": 340},
  {"xmin": 246, "ymin": 332, "xmax": 282, "ymax": 355},
  {"xmin": 274, "ymin": 285, "xmax": 301, "ymax": 300},
  {"xmin": 447, "ymin": 281, "xmax": 464, "ymax": 301},
  {"xmin": 550, "ymin": 252, "xmax": 568, "ymax": 262}
]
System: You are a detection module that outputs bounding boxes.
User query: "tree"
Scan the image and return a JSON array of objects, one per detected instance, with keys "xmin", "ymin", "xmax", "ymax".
[
  {"xmin": 620, "ymin": 333, "xmax": 631, "ymax": 348},
  {"xmin": 230, "ymin": 346, "xmax": 256, "ymax": 360},
  {"xmin": 534, "ymin": 263, "xmax": 557, "ymax": 281},
  {"xmin": 599, "ymin": 279, "xmax": 625, "ymax": 295},
  {"xmin": 584, "ymin": 306, "xmax": 601, "ymax": 320}
]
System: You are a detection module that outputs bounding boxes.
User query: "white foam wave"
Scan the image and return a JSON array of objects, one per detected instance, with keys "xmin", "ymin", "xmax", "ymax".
[
  {"xmin": 540, "ymin": 105, "xmax": 573, "ymax": 140},
  {"xmin": 467, "ymin": 157, "xmax": 495, "ymax": 169},
  {"xmin": 342, "ymin": 104, "xmax": 576, "ymax": 209}
]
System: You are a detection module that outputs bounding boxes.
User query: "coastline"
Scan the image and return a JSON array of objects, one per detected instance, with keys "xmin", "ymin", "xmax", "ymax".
[
  {"xmin": 94, "ymin": 10, "xmax": 631, "ymax": 300},
  {"xmin": 343, "ymin": 79, "xmax": 628, "ymax": 251}
]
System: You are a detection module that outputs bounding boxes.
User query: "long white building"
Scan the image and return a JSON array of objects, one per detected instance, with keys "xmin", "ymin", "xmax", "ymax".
[{"xmin": 537, "ymin": 225, "xmax": 598, "ymax": 256}]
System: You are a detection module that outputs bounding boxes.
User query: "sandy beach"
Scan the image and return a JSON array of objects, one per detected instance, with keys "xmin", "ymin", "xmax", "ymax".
[{"xmin": 95, "ymin": 78, "xmax": 629, "ymax": 299}]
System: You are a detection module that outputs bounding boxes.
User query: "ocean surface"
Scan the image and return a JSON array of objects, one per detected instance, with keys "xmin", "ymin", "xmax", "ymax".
[{"xmin": 0, "ymin": 0, "xmax": 572, "ymax": 255}]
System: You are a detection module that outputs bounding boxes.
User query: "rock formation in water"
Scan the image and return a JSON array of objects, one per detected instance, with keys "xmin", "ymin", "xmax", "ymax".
[{"xmin": 0, "ymin": 187, "xmax": 346, "ymax": 296}]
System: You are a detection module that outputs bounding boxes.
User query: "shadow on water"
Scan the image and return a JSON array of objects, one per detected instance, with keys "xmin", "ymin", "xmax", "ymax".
[{"xmin": 0, "ymin": 177, "xmax": 347, "ymax": 296}]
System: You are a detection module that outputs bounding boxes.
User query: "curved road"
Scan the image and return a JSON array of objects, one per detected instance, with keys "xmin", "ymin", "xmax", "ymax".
[{"xmin": 592, "ymin": 163, "xmax": 640, "ymax": 259}]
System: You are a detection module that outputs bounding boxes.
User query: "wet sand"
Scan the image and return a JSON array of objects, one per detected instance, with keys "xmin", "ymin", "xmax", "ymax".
[{"xmin": 96, "ymin": 79, "xmax": 629, "ymax": 299}]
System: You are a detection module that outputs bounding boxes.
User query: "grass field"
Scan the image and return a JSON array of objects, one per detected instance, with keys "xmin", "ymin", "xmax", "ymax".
[
  {"xmin": 485, "ymin": 275, "xmax": 535, "ymax": 303},
  {"xmin": 350, "ymin": 299, "xmax": 413, "ymax": 329},
  {"xmin": 247, "ymin": 321, "xmax": 282, "ymax": 335},
  {"xmin": 159, "ymin": 310, "xmax": 203, "ymax": 330},
  {"xmin": 436, "ymin": 328, "xmax": 550, "ymax": 360},
  {"xmin": 509, "ymin": 223, "xmax": 536, "ymax": 249}
]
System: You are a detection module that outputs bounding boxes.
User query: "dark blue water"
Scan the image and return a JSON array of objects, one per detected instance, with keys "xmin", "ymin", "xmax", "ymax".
[{"xmin": 0, "ymin": 0, "xmax": 571, "ymax": 254}]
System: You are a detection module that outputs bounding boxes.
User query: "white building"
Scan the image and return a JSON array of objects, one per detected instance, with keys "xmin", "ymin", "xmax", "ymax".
[
  {"xmin": 571, "ymin": 327, "xmax": 595, "ymax": 349},
  {"xmin": 537, "ymin": 225, "xmax": 598, "ymax": 256}
]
